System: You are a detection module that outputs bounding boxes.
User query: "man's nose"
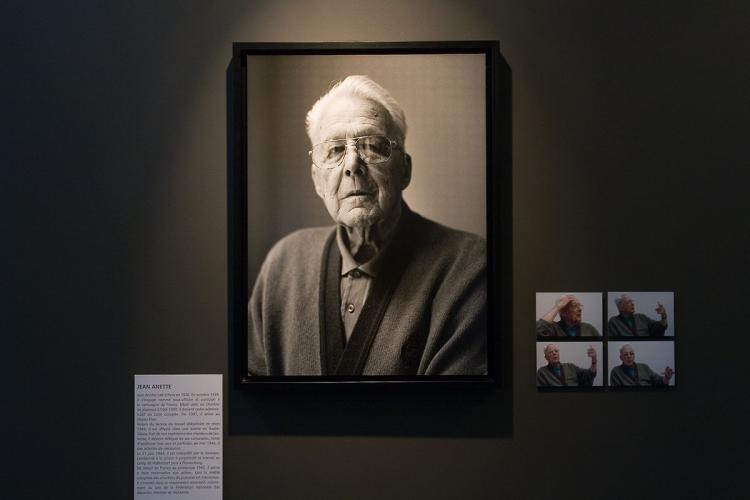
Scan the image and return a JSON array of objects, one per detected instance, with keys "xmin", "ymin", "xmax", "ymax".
[{"xmin": 343, "ymin": 144, "xmax": 366, "ymax": 177}]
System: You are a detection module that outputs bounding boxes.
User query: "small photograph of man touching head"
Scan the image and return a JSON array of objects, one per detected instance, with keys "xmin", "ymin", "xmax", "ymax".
[
  {"xmin": 608, "ymin": 341, "xmax": 675, "ymax": 387},
  {"xmin": 536, "ymin": 342, "xmax": 603, "ymax": 388},
  {"xmin": 536, "ymin": 292, "xmax": 602, "ymax": 338},
  {"xmin": 607, "ymin": 292, "xmax": 675, "ymax": 337}
]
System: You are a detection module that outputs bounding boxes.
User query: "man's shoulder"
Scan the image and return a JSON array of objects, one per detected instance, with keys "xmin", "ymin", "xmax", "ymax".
[
  {"xmin": 607, "ymin": 316, "xmax": 625, "ymax": 328},
  {"xmin": 580, "ymin": 322, "xmax": 601, "ymax": 335},
  {"xmin": 562, "ymin": 362, "xmax": 587, "ymax": 374},
  {"xmin": 275, "ymin": 226, "xmax": 334, "ymax": 245},
  {"xmin": 537, "ymin": 319, "xmax": 564, "ymax": 336},
  {"xmin": 264, "ymin": 226, "xmax": 334, "ymax": 264},
  {"xmin": 412, "ymin": 212, "xmax": 486, "ymax": 259},
  {"xmin": 405, "ymin": 213, "xmax": 487, "ymax": 283},
  {"xmin": 417, "ymin": 214, "xmax": 485, "ymax": 245},
  {"xmin": 636, "ymin": 362, "xmax": 655, "ymax": 373}
]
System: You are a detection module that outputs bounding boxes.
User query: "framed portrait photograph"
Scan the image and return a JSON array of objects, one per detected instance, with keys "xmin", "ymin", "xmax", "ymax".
[{"xmin": 229, "ymin": 42, "xmax": 510, "ymax": 384}]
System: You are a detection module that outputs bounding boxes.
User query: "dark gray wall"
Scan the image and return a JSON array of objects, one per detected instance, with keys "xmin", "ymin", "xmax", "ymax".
[{"xmin": 5, "ymin": 1, "xmax": 749, "ymax": 498}]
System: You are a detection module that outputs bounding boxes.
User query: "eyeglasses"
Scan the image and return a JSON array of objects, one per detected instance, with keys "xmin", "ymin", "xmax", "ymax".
[{"xmin": 309, "ymin": 135, "xmax": 399, "ymax": 169}]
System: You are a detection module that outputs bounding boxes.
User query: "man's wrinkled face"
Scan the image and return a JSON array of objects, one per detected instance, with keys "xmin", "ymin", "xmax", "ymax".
[
  {"xmin": 618, "ymin": 296, "xmax": 635, "ymax": 315},
  {"xmin": 559, "ymin": 300, "xmax": 583, "ymax": 325},
  {"xmin": 620, "ymin": 346, "xmax": 635, "ymax": 366},
  {"xmin": 544, "ymin": 345, "xmax": 560, "ymax": 364},
  {"xmin": 310, "ymin": 95, "xmax": 409, "ymax": 229}
]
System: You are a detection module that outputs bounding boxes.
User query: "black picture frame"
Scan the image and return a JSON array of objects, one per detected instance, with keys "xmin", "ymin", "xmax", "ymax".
[{"xmin": 228, "ymin": 41, "xmax": 511, "ymax": 385}]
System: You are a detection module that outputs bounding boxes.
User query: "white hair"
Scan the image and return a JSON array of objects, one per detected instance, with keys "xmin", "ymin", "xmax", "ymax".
[
  {"xmin": 619, "ymin": 344, "xmax": 634, "ymax": 355},
  {"xmin": 305, "ymin": 75, "xmax": 407, "ymax": 146},
  {"xmin": 614, "ymin": 294, "xmax": 631, "ymax": 309}
]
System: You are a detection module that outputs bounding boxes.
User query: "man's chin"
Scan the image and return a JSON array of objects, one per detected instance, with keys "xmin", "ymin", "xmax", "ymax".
[{"xmin": 339, "ymin": 207, "xmax": 381, "ymax": 228}]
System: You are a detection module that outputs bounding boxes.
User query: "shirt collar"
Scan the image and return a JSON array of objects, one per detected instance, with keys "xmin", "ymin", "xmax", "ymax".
[
  {"xmin": 336, "ymin": 226, "xmax": 363, "ymax": 276},
  {"xmin": 335, "ymin": 203, "xmax": 408, "ymax": 278},
  {"xmin": 619, "ymin": 313, "xmax": 635, "ymax": 325},
  {"xmin": 557, "ymin": 319, "xmax": 580, "ymax": 335},
  {"xmin": 336, "ymin": 224, "xmax": 392, "ymax": 278}
]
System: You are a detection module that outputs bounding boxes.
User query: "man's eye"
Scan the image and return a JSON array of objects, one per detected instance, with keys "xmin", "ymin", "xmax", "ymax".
[
  {"xmin": 361, "ymin": 140, "xmax": 388, "ymax": 157},
  {"xmin": 325, "ymin": 145, "xmax": 345, "ymax": 159}
]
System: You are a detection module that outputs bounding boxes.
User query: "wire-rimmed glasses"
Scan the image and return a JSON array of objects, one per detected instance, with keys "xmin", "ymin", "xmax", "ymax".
[{"xmin": 309, "ymin": 135, "xmax": 399, "ymax": 169}]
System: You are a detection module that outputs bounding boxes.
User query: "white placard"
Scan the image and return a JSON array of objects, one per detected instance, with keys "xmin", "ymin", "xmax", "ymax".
[{"xmin": 134, "ymin": 374, "xmax": 222, "ymax": 500}]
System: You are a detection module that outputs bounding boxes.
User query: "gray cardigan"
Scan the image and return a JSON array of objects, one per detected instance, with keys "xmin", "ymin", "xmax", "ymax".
[
  {"xmin": 607, "ymin": 313, "xmax": 667, "ymax": 337},
  {"xmin": 536, "ymin": 319, "xmax": 601, "ymax": 337},
  {"xmin": 609, "ymin": 363, "xmax": 666, "ymax": 386},
  {"xmin": 536, "ymin": 363, "xmax": 595, "ymax": 387},
  {"xmin": 247, "ymin": 207, "xmax": 487, "ymax": 376}
]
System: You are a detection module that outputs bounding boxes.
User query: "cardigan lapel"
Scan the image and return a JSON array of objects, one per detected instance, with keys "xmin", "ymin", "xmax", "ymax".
[
  {"xmin": 616, "ymin": 314, "xmax": 637, "ymax": 336},
  {"xmin": 318, "ymin": 204, "xmax": 422, "ymax": 376},
  {"xmin": 548, "ymin": 365, "xmax": 567, "ymax": 386},
  {"xmin": 319, "ymin": 230, "xmax": 345, "ymax": 375}
]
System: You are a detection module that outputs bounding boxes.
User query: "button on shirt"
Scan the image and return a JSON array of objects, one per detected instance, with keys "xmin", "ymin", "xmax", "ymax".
[
  {"xmin": 340, "ymin": 268, "xmax": 370, "ymax": 339},
  {"xmin": 336, "ymin": 226, "xmax": 388, "ymax": 341}
]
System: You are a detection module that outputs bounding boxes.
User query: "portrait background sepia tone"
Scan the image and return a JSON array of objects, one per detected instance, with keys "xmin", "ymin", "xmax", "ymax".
[{"xmin": 246, "ymin": 54, "xmax": 486, "ymax": 288}]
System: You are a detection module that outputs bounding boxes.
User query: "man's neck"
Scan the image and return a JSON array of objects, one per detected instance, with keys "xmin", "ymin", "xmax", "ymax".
[{"xmin": 343, "ymin": 203, "xmax": 402, "ymax": 264}]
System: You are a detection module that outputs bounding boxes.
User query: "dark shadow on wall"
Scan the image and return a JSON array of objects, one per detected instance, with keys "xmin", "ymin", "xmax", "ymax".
[
  {"xmin": 225, "ymin": 47, "xmax": 513, "ymax": 438},
  {"xmin": 229, "ymin": 382, "xmax": 511, "ymax": 438}
]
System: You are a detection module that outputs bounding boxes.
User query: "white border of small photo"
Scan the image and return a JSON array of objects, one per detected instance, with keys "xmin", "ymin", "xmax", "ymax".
[
  {"xmin": 607, "ymin": 341, "xmax": 676, "ymax": 387},
  {"xmin": 536, "ymin": 341, "xmax": 603, "ymax": 387},
  {"xmin": 535, "ymin": 292, "xmax": 603, "ymax": 337},
  {"xmin": 606, "ymin": 291, "xmax": 675, "ymax": 337}
]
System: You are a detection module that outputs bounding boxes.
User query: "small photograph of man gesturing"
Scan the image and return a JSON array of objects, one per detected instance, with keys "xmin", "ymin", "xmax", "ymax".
[
  {"xmin": 536, "ymin": 342, "xmax": 603, "ymax": 388},
  {"xmin": 607, "ymin": 292, "xmax": 675, "ymax": 337}
]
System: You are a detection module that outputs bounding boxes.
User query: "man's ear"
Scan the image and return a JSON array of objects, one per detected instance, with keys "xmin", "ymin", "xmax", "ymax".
[
  {"xmin": 400, "ymin": 153, "xmax": 412, "ymax": 190},
  {"xmin": 311, "ymin": 164, "xmax": 324, "ymax": 198}
]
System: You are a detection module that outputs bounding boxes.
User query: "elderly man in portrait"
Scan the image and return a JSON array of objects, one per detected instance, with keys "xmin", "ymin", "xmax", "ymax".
[
  {"xmin": 536, "ymin": 344, "xmax": 597, "ymax": 387},
  {"xmin": 536, "ymin": 294, "xmax": 600, "ymax": 337},
  {"xmin": 609, "ymin": 344, "xmax": 674, "ymax": 386},
  {"xmin": 247, "ymin": 76, "xmax": 487, "ymax": 376},
  {"xmin": 608, "ymin": 294, "xmax": 668, "ymax": 337}
]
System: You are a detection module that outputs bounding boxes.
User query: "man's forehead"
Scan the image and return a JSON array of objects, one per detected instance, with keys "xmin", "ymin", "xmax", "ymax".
[{"xmin": 313, "ymin": 95, "xmax": 390, "ymax": 141}]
